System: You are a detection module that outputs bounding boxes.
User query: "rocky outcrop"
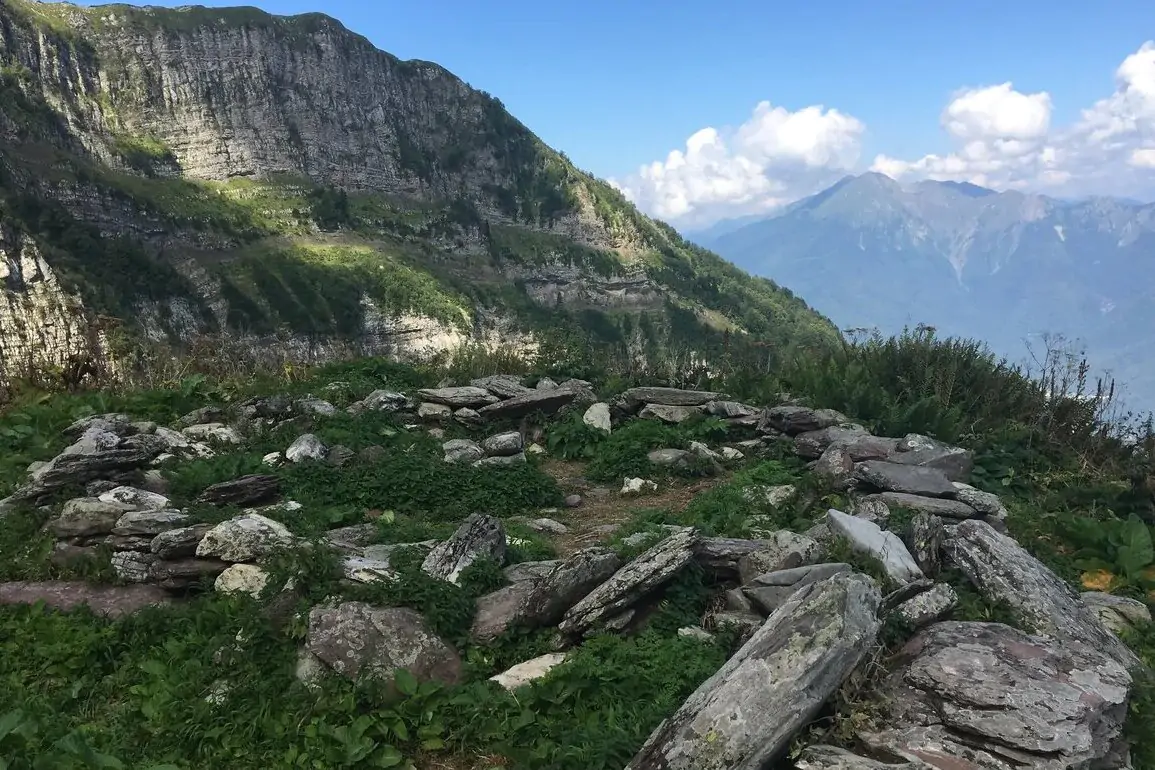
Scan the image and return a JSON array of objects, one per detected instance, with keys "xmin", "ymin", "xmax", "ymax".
[{"xmin": 627, "ymin": 573, "xmax": 882, "ymax": 770}]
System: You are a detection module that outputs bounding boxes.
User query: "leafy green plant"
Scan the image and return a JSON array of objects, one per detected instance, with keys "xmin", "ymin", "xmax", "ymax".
[
  {"xmin": 546, "ymin": 412, "xmax": 608, "ymax": 460},
  {"xmin": 1055, "ymin": 513, "xmax": 1155, "ymax": 596}
]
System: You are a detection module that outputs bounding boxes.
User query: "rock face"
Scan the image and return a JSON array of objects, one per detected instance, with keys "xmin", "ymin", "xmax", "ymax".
[
  {"xmin": 421, "ymin": 513, "xmax": 506, "ymax": 584},
  {"xmin": 944, "ymin": 520, "xmax": 1140, "ymax": 669},
  {"xmin": 560, "ymin": 528, "xmax": 697, "ymax": 637},
  {"xmin": 627, "ymin": 572, "xmax": 882, "ymax": 770},
  {"xmin": 862, "ymin": 622, "xmax": 1132, "ymax": 770},
  {"xmin": 306, "ymin": 603, "xmax": 462, "ymax": 686}
]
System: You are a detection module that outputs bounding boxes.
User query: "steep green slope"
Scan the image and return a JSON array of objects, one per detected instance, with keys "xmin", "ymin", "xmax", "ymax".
[{"xmin": 0, "ymin": 0, "xmax": 836, "ymax": 383}]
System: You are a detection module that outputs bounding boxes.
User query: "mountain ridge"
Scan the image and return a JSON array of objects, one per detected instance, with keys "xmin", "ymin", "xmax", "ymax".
[
  {"xmin": 698, "ymin": 172, "xmax": 1155, "ymax": 406},
  {"xmin": 0, "ymin": 0, "xmax": 837, "ymax": 390}
]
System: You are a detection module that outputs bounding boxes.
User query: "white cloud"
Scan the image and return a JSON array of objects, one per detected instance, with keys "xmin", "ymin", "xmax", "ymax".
[
  {"xmin": 617, "ymin": 42, "xmax": 1155, "ymax": 226},
  {"xmin": 609, "ymin": 101, "xmax": 864, "ymax": 227}
]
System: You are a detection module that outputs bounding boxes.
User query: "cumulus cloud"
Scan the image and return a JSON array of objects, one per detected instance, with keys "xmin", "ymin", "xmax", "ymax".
[
  {"xmin": 871, "ymin": 42, "xmax": 1155, "ymax": 199},
  {"xmin": 617, "ymin": 42, "xmax": 1155, "ymax": 227},
  {"xmin": 609, "ymin": 101, "xmax": 865, "ymax": 227}
]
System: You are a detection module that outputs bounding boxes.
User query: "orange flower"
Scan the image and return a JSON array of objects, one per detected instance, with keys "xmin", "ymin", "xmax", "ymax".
[{"xmin": 1081, "ymin": 569, "xmax": 1117, "ymax": 592}]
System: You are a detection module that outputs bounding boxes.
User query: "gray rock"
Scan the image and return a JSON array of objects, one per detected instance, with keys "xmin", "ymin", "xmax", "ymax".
[
  {"xmin": 707, "ymin": 610, "xmax": 763, "ymax": 643},
  {"xmin": 477, "ymin": 386, "xmax": 581, "ymax": 420},
  {"xmin": 112, "ymin": 509, "xmax": 190, "ymax": 536},
  {"xmin": 64, "ymin": 413, "xmax": 135, "ymax": 438},
  {"xmin": 723, "ymin": 587, "xmax": 756, "ymax": 613},
  {"xmin": 813, "ymin": 445, "xmax": 856, "ymax": 489},
  {"xmin": 489, "ymin": 653, "xmax": 568, "ymax": 691},
  {"xmin": 416, "ymin": 386, "xmax": 499, "ymax": 408},
  {"xmin": 888, "ymin": 434, "xmax": 974, "ymax": 481},
  {"xmin": 176, "ymin": 406, "xmax": 227, "ymax": 429},
  {"xmin": 98, "ymin": 486, "xmax": 171, "ymax": 511},
  {"xmin": 361, "ymin": 541, "xmax": 437, "ymax": 564},
  {"xmin": 904, "ymin": 513, "xmax": 945, "ymax": 576},
  {"xmin": 326, "ymin": 445, "xmax": 355, "ymax": 467},
  {"xmin": 583, "ymin": 402, "xmax": 612, "ymax": 432},
  {"xmin": 149, "ymin": 558, "xmax": 230, "ymax": 589},
  {"xmin": 945, "ymin": 519, "xmax": 1140, "ymax": 669},
  {"xmin": 647, "ymin": 447, "xmax": 690, "ymax": 467},
  {"xmin": 855, "ymin": 460, "xmax": 956, "ymax": 498},
  {"xmin": 285, "ymin": 434, "xmax": 327, "ymax": 463},
  {"xmin": 182, "ymin": 423, "xmax": 242, "ymax": 445},
  {"xmin": 861, "ymin": 621, "xmax": 1132, "ymax": 770},
  {"xmin": 111, "ymin": 551, "xmax": 158, "ymax": 583},
  {"xmin": 627, "ymin": 572, "xmax": 882, "ymax": 770},
  {"xmin": 323, "ymin": 523, "xmax": 380, "ymax": 552},
  {"xmin": 47, "ymin": 498, "xmax": 129, "ymax": 537},
  {"xmin": 85, "ymin": 534, "xmax": 153, "ymax": 552},
  {"xmin": 503, "ymin": 560, "xmax": 562, "ymax": 583},
  {"xmin": 706, "ymin": 400, "xmax": 759, "ymax": 418},
  {"xmin": 694, "ymin": 537, "xmax": 784, "ymax": 578},
  {"xmin": 354, "ymin": 390, "xmax": 410, "ymax": 413},
  {"xmin": 742, "ymin": 562, "xmax": 852, "ymax": 614},
  {"xmin": 306, "ymin": 603, "xmax": 462, "ymax": 686},
  {"xmin": 827, "ymin": 509, "xmax": 925, "ymax": 586},
  {"xmin": 150, "ymin": 524, "xmax": 212, "ymax": 559},
  {"xmin": 198, "ymin": 474, "xmax": 281, "ymax": 507},
  {"xmin": 443, "ymin": 438, "xmax": 484, "ymax": 464},
  {"xmin": 341, "ymin": 556, "xmax": 398, "ymax": 584},
  {"xmin": 894, "ymin": 582, "xmax": 957, "ymax": 628},
  {"xmin": 535, "ymin": 377, "xmax": 559, "ymax": 390},
  {"xmin": 560, "ymin": 528, "xmax": 697, "ymax": 637},
  {"xmin": 1081, "ymin": 592, "xmax": 1153, "ymax": 635},
  {"xmin": 421, "ymin": 513, "xmax": 506, "ymax": 584},
  {"xmin": 563, "ymin": 494, "xmax": 583, "ymax": 508},
  {"xmin": 453, "ymin": 407, "xmax": 483, "ymax": 426},
  {"xmin": 851, "ymin": 498, "xmax": 892, "ymax": 525},
  {"xmin": 295, "ymin": 397, "xmax": 337, "ymax": 417},
  {"xmin": 796, "ymin": 745, "xmax": 932, "ymax": 770},
  {"xmin": 736, "ymin": 530, "xmax": 824, "ymax": 585},
  {"xmin": 794, "ymin": 425, "xmax": 895, "ymax": 460},
  {"xmin": 0, "ymin": 581, "xmax": 171, "ymax": 617},
  {"xmin": 760, "ymin": 406, "xmax": 850, "ymax": 436},
  {"xmin": 863, "ymin": 492, "xmax": 978, "ymax": 520},
  {"xmin": 620, "ymin": 387, "xmax": 722, "ymax": 409},
  {"xmin": 470, "ymin": 375, "xmax": 532, "ymax": 400},
  {"xmin": 196, "ymin": 513, "xmax": 296, "ymax": 562},
  {"xmin": 417, "ymin": 402, "xmax": 453, "ymax": 421},
  {"xmin": 639, "ymin": 403, "xmax": 702, "ymax": 424},
  {"xmin": 525, "ymin": 517, "xmax": 567, "ymax": 534},
  {"xmin": 472, "ymin": 453, "xmax": 527, "ymax": 468},
  {"xmin": 951, "ymin": 482, "xmax": 1009, "ymax": 519},
  {"xmin": 481, "ymin": 431, "xmax": 523, "ymax": 457},
  {"xmin": 677, "ymin": 626, "xmax": 715, "ymax": 642}
]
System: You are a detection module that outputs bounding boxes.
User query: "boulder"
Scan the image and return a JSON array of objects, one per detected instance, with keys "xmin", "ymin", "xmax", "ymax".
[
  {"xmin": 861, "ymin": 621, "xmax": 1132, "ymax": 770},
  {"xmin": 46, "ymin": 498, "xmax": 128, "ymax": 537},
  {"xmin": 854, "ymin": 461, "xmax": 956, "ymax": 498},
  {"xmin": 583, "ymin": 402, "xmax": 612, "ymax": 432},
  {"xmin": 951, "ymin": 482, "xmax": 1009, "ymax": 519},
  {"xmin": 638, "ymin": 404, "xmax": 701, "ymax": 424},
  {"xmin": 295, "ymin": 397, "xmax": 337, "ymax": 417},
  {"xmin": 416, "ymin": 386, "xmax": 499, "ymax": 408},
  {"xmin": 150, "ymin": 524, "xmax": 211, "ymax": 559},
  {"xmin": 621, "ymin": 478, "xmax": 658, "ymax": 495},
  {"xmin": 759, "ymin": 406, "xmax": 849, "ymax": 436},
  {"xmin": 560, "ymin": 528, "xmax": 697, "ymax": 637},
  {"xmin": 182, "ymin": 423, "xmax": 242, "ymax": 445},
  {"xmin": 443, "ymin": 439, "xmax": 484, "ymax": 464},
  {"xmin": 903, "ymin": 513, "xmax": 945, "ymax": 576},
  {"xmin": 352, "ymin": 390, "xmax": 410, "ymax": 413},
  {"xmin": 888, "ymin": 434, "xmax": 973, "ymax": 481},
  {"xmin": 198, "ymin": 475, "xmax": 281, "ymax": 507},
  {"xmin": 285, "ymin": 434, "xmax": 327, "ymax": 463},
  {"xmin": 793, "ymin": 425, "xmax": 875, "ymax": 459},
  {"xmin": 627, "ymin": 572, "xmax": 881, "ymax": 770},
  {"xmin": 862, "ymin": 492, "xmax": 978, "ymax": 520},
  {"xmin": 196, "ymin": 513, "xmax": 296, "ymax": 563},
  {"xmin": 707, "ymin": 610, "xmax": 763, "ymax": 643},
  {"xmin": 470, "ymin": 375, "xmax": 533, "ymax": 400},
  {"xmin": 620, "ymin": 387, "xmax": 722, "ymax": 409},
  {"xmin": 742, "ymin": 562, "xmax": 852, "ymax": 614},
  {"xmin": 736, "ymin": 530, "xmax": 825, "ymax": 585},
  {"xmin": 421, "ymin": 513, "xmax": 507, "ymax": 584},
  {"xmin": 306, "ymin": 603, "xmax": 462, "ymax": 686},
  {"xmin": 477, "ymin": 385, "xmax": 582, "ymax": 420},
  {"xmin": 481, "ymin": 431, "xmax": 523, "ymax": 457},
  {"xmin": 536, "ymin": 377, "xmax": 559, "ymax": 390},
  {"xmin": 945, "ymin": 519, "xmax": 1140, "ymax": 669},
  {"xmin": 490, "ymin": 653, "xmax": 568, "ymax": 690},
  {"xmin": 694, "ymin": 537, "xmax": 783, "ymax": 578},
  {"xmin": 827, "ymin": 509, "xmax": 925, "ymax": 585},
  {"xmin": 1081, "ymin": 592, "xmax": 1152, "ymax": 635},
  {"xmin": 894, "ymin": 582, "xmax": 957, "ymax": 629}
]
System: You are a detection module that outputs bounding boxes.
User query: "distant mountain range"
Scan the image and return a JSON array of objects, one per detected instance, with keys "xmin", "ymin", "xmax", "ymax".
[{"xmin": 693, "ymin": 172, "xmax": 1155, "ymax": 409}]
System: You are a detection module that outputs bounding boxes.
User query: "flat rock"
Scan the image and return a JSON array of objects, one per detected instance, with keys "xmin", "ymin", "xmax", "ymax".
[
  {"xmin": 888, "ymin": 434, "xmax": 973, "ymax": 481},
  {"xmin": 341, "ymin": 556, "xmax": 399, "ymax": 584},
  {"xmin": 453, "ymin": 407, "xmax": 483, "ymax": 426},
  {"xmin": 111, "ymin": 551, "xmax": 158, "ymax": 583},
  {"xmin": 861, "ymin": 621, "xmax": 1132, "ymax": 770},
  {"xmin": 477, "ymin": 386, "xmax": 580, "ymax": 420},
  {"xmin": 855, "ymin": 461, "xmax": 956, "ymax": 498},
  {"xmin": 416, "ymin": 386, "xmax": 499, "ymax": 408},
  {"xmin": 760, "ymin": 406, "xmax": 850, "ymax": 436},
  {"xmin": 196, "ymin": 513, "xmax": 296, "ymax": 562},
  {"xmin": 695, "ymin": 537, "xmax": 785, "ymax": 578},
  {"xmin": 504, "ymin": 560, "xmax": 562, "ymax": 582},
  {"xmin": 627, "ymin": 572, "xmax": 882, "ymax": 770},
  {"xmin": 472, "ymin": 453, "xmax": 527, "ymax": 468},
  {"xmin": 150, "ymin": 524, "xmax": 211, "ymax": 559},
  {"xmin": 794, "ymin": 425, "xmax": 877, "ymax": 459},
  {"xmin": 470, "ymin": 375, "xmax": 532, "ymax": 400},
  {"xmin": 742, "ymin": 562, "xmax": 852, "ymax": 614},
  {"xmin": 306, "ymin": 603, "xmax": 462, "ymax": 686},
  {"xmin": 421, "ymin": 513, "xmax": 506, "ymax": 584},
  {"xmin": 945, "ymin": 519, "xmax": 1140, "ymax": 669},
  {"xmin": 828, "ymin": 508, "xmax": 925, "ymax": 585},
  {"xmin": 621, "ymin": 387, "xmax": 722, "ymax": 408},
  {"xmin": 0, "ymin": 580, "xmax": 171, "ymax": 617},
  {"xmin": 706, "ymin": 400, "xmax": 759, "ymax": 418},
  {"xmin": 638, "ymin": 403, "xmax": 701, "ymax": 424},
  {"xmin": 863, "ymin": 492, "xmax": 978, "ymax": 519},
  {"xmin": 560, "ymin": 528, "xmax": 697, "ymax": 637},
  {"xmin": 98, "ymin": 486, "xmax": 171, "ymax": 511},
  {"xmin": 894, "ymin": 582, "xmax": 957, "ymax": 629},
  {"xmin": 198, "ymin": 475, "xmax": 281, "ymax": 507},
  {"xmin": 648, "ymin": 448, "xmax": 690, "ymax": 467},
  {"xmin": 324, "ymin": 523, "xmax": 379, "ymax": 551},
  {"xmin": 112, "ymin": 509, "xmax": 190, "ymax": 536},
  {"xmin": 490, "ymin": 653, "xmax": 568, "ymax": 690}
]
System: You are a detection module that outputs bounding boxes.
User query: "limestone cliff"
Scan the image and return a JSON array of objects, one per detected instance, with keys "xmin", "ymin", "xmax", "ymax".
[{"xmin": 0, "ymin": 0, "xmax": 836, "ymax": 388}]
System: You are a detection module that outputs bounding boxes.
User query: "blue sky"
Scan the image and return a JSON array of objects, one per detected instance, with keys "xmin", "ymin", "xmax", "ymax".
[{"xmin": 84, "ymin": 1, "xmax": 1155, "ymax": 224}]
